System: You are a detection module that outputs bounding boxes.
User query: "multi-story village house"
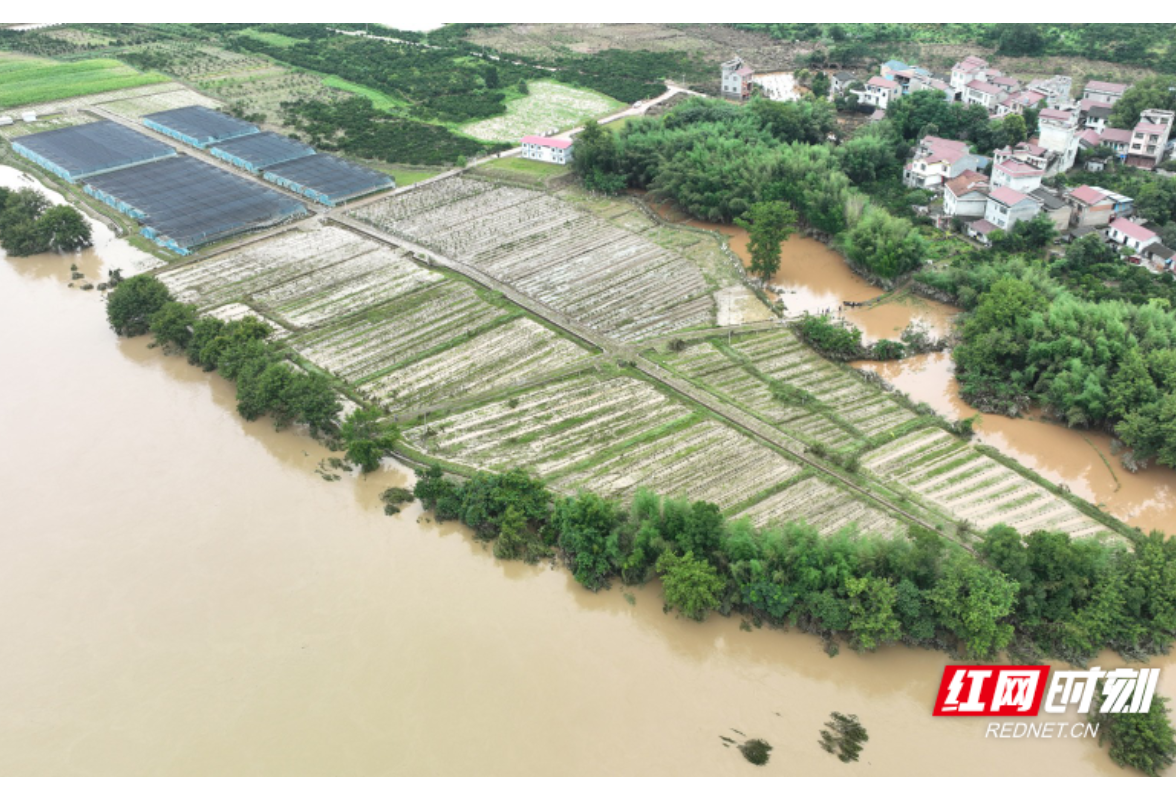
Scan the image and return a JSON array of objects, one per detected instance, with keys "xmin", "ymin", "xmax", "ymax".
[
  {"xmin": 721, "ymin": 57, "xmax": 754, "ymax": 101},
  {"xmin": 1082, "ymin": 80, "xmax": 1129, "ymax": 106},
  {"xmin": 1126, "ymin": 108, "xmax": 1175, "ymax": 170},
  {"xmin": 858, "ymin": 76, "xmax": 901, "ymax": 110},
  {"xmin": 943, "ymin": 170, "xmax": 989, "ymax": 219},
  {"xmin": 902, "ymin": 135, "xmax": 989, "ymax": 189}
]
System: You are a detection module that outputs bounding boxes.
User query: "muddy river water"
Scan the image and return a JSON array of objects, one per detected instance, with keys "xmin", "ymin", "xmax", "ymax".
[{"xmin": 1, "ymin": 166, "xmax": 1173, "ymax": 776}]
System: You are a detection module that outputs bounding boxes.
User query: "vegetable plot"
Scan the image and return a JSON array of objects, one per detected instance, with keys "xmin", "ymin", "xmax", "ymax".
[
  {"xmin": 863, "ymin": 428, "xmax": 1108, "ymax": 537},
  {"xmin": 350, "ymin": 177, "xmax": 715, "ymax": 341}
]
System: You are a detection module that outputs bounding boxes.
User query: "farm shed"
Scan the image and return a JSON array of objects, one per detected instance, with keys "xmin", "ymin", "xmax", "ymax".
[
  {"xmin": 142, "ymin": 105, "xmax": 259, "ymax": 149},
  {"xmin": 208, "ymin": 132, "xmax": 316, "ymax": 174},
  {"xmin": 11, "ymin": 120, "xmax": 175, "ymax": 183},
  {"xmin": 83, "ymin": 156, "xmax": 305, "ymax": 255},
  {"xmin": 263, "ymin": 153, "xmax": 394, "ymax": 207}
]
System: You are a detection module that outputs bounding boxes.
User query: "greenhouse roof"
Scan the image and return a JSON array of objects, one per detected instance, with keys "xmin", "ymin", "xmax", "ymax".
[
  {"xmin": 210, "ymin": 132, "xmax": 316, "ymax": 169},
  {"xmin": 12, "ymin": 120, "xmax": 175, "ymax": 178},
  {"xmin": 264, "ymin": 153, "xmax": 393, "ymax": 202},
  {"xmin": 142, "ymin": 106, "xmax": 259, "ymax": 144}
]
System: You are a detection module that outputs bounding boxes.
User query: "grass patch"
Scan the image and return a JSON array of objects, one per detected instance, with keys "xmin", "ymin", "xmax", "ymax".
[
  {"xmin": 240, "ymin": 29, "xmax": 305, "ymax": 48},
  {"xmin": 0, "ymin": 53, "xmax": 169, "ymax": 107},
  {"xmin": 318, "ymin": 74, "xmax": 408, "ymax": 112},
  {"xmin": 478, "ymin": 156, "xmax": 569, "ymax": 177}
]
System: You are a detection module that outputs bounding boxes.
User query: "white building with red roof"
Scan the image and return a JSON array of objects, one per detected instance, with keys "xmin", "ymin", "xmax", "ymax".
[
  {"xmin": 991, "ymin": 157, "xmax": 1044, "ymax": 194},
  {"xmin": 1037, "ymin": 107, "xmax": 1082, "ymax": 174},
  {"xmin": 943, "ymin": 170, "xmax": 989, "ymax": 219},
  {"xmin": 902, "ymin": 135, "xmax": 989, "ymax": 189},
  {"xmin": 950, "ymin": 55, "xmax": 995, "ymax": 95},
  {"xmin": 1107, "ymin": 217, "xmax": 1161, "ymax": 252},
  {"xmin": 1126, "ymin": 108, "xmax": 1174, "ymax": 169},
  {"xmin": 984, "ymin": 186, "xmax": 1042, "ymax": 232},
  {"xmin": 520, "ymin": 135, "xmax": 574, "ymax": 165},
  {"xmin": 721, "ymin": 56, "xmax": 754, "ymax": 101},
  {"xmin": 858, "ymin": 75, "xmax": 900, "ymax": 110},
  {"xmin": 1065, "ymin": 185, "xmax": 1114, "ymax": 228},
  {"xmin": 1098, "ymin": 126, "xmax": 1132, "ymax": 156},
  {"xmin": 963, "ymin": 79, "xmax": 1005, "ymax": 110},
  {"xmin": 1082, "ymin": 80, "xmax": 1129, "ymax": 106}
]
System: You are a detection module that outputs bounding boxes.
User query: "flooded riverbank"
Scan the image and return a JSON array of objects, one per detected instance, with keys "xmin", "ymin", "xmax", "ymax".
[
  {"xmin": 668, "ymin": 202, "xmax": 1176, "ymax": 537},
  {"xmin": 1, "ymin": 166, "xmax": 1172, "ymax": 776},
  {"xmin": 855, "ymin": 352, "xmax": 1176, "ymax": 536}
]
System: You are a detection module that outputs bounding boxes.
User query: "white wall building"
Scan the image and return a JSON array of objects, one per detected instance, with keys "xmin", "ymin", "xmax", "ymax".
[{"xmin": 520, "ymin": 136, "xmax": 574, "ymax": 165}]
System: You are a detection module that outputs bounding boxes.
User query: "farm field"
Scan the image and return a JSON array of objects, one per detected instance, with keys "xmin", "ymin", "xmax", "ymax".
[
  {"xmin": 95, "ymin": 87, "xmax": 220, "ymax": 119},
  {"xmin": 862, "ymin": 428, "xmax": 1109, "ymax": 537},
  {"xmin": 349, "ymin": 177, "xmax": 719, "ymax": 342},
  {"xmin": 739, "ymin": 476, "xmax": 904, "ymax": 538},
  {"xmin": 0, "ymin": 53, "xmax": 169, "ymax": 108},
  {"xmin": 461, "ymin": 81, "xmax": 622, "ymax": 142},
  {"xmin": 727, "ymin": 329, "xmax": 919, "ymax": 440},
  {"xmin": 0, "ymin": 80, "xmax": 197, "ymax": 140},
  {"xmin": 406, "ymin": 372, "xmax": 819, "ymax": 515}
]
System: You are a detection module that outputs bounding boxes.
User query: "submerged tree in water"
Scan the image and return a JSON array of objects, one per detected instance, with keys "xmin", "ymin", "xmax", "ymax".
[
  {"xmin": 739, "ymin": 738, "xmax": 773, "ymax": 766},
  {"xmin": 819, "ymin": 712, "xmax": 868, "ymax": 763}
]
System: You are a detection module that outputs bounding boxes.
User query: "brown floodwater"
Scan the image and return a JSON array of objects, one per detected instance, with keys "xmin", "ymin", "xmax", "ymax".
[
  {"xmin": 651, "ymin": 201, "xmax": 957, "ymax": 341},
  {"xmin": 855, "ymin": 353, "xmax": 1176, "ymax": 537},
  {"xmin": 1, "ymin": 167, "xmax": 1173, "ymax": 776}
]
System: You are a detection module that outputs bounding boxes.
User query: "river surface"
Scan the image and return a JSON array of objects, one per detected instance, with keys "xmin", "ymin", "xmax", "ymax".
[{"xmin": 1, "ymin": 166, "xmax": 1173, "ymax": 776}]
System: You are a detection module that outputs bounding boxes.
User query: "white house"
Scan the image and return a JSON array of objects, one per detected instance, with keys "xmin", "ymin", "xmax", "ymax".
[
  {"xmin": 991, "ymin": 158, "xmax": 1044, "ymax": 193},
  {"xmin": 1037, "ymin": 107, "xmax": 1081, "ymax": 174},
  {"xmin": 950, "ymin": 55, "xmax": 994, "ymax": 95},
  {"xmin": 943, "ymin": 170, "xmax": 989, "ymax": 219},
  {"xmin": 1107, "ymin": 217, "xmax": 1160, "ymax": 253},
  {"xmin": 985, "ymin": 187, "xmax": 1042, "ymax": 232},
  {"xmin": 520, "ymin": 135, "xmax": 574, "ymax": 165},
  {"xmin": 902, "ymin": 136, "xmax": 988, "ymax": 189},
  {"xmin": 1126, "ymin": 108, "xmax": 1174, "ymax": 170},
  {"xmin": 858, "ymin": 76, "xmax": 900, "ymax": 110},
  {"xmin": 964, "ymin": 79, "xmax": 1004, "ymax": 110},
  {"xmin": 1082, "ymin": 80, "xmax": 1129, "ymax": 106}
]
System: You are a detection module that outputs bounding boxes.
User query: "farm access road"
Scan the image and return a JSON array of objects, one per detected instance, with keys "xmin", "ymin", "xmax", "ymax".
[{"xmin": 328, "ymin": 212, "xmax": 953, "ymax": 538}]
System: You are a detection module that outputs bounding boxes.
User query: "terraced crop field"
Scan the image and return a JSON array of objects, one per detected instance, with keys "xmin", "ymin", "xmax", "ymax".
[
  {"xmin": 863, "ymin": 428, "xmax": 1108, "ymax": 537},
  {"xmin": 409, "ymin": 372, "xmax": 810, "ymax": 512},
  {"xmin": 349, "ymin": 177, "xmax": 716, "ymax": 341},
  {"xmin": 729, "ymin": 330, "xmax": 918, "ymax": 440},
  {"xmin": 461, "ymin": 81, "xmax": 622, "ymax": 142},
  {"xmin": 740, "ymin": 476, "xmax": 903, "ymax": 538},
  {"xmin": 287, "ymin": 282, "xmax": 507, "ymax": 383},
  {"xmin": 656, "ymin": 332, "xmax": 919, "ymax": 452},
  {"xmin": 363, "ymin": 318, "xmax": 589, "ymax": 411}
]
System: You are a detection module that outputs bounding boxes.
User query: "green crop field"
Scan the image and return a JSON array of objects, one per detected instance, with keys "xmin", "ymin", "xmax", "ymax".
[{"xmin": 0, "ymin": 54, "xmax": 169, "ymax": 109}]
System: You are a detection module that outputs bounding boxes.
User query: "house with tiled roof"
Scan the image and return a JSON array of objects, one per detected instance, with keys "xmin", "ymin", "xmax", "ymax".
[
  {"xmin": 721, "ymin": 56, "xmax": 754, "ymax": 101},
  {"xmin": 858, "ymin": 75, "xmax": 901, "ymax": 110},
  {"xmin": 831, "ymin": 71, "xmax": 857, "ymax": 96},
  {"xmin": 1079, "ymin": 98, "xmax": 1113, "ymax": 133},
  {"xmin": 1144, "ymin": 242, "xmax": 1175, "ymax": 271},
  {"xmin": 1026, "ymin": 75, "xmax": 1073, "ymax": 105},
  {"xmin": 1030, "ymin": 187, "xmax": 1070, "ymax": 230},
  {"xmin": 903, "ymin": 135, "xmax": 989, "ymax": 189},
  {"xmin": 1107, "ymin": 217, "xmax": 1161, "ymax": 252},
  {"xmin": 521, "ymin": 135, "xmax": 574, "ymax": 164},
  {"xmin": 964, "ymin": 79, "xmax": 1005, "ymax": 110},
  {"xmin": 1083, "ymin": 80, "xmax": 1129, "ymax": 106},
  {"xmin": 1126, "ymin": 108, "xmax": 1174, "ymax": 169},
  {"xmin": 950, "ymin": 55, "xmax": 995, "ymax": 96},
  {"xmin": 996, "ymin": 90, "xmax": 1047, "ymax": 118},
  {"xmin": 943, "ymin": 170, "xmax": 989, "ymax": 219},
  {"xmin": 1037, "ymin": 107, "xmax": 1082, "ymax": 174},
  {"xmin": 1098, "ymin": 126, "xmax": 1132, "ymax": 157},
  {"xmin": 984, "ymin": 186, "xmax": 1042, "ymax": 232},
  {"xmin": 992, "ymin": 157, "xmax": 1044, "ymax": 193},
  {"xmin": 1065, "ymin": 185, "xmax": 1114, "ymax": 228}
]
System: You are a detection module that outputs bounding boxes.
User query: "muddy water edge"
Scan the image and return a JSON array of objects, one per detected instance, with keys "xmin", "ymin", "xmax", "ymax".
[
  {"xmin": 664, "ymin": 202, "xmax": 1176, "ymax": 537},
  {"xmin": 0, "ymin": 166, "xmax": 1172, "ymax": 776}
]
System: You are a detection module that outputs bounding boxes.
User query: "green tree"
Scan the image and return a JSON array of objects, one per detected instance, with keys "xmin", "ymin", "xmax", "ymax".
[
  {"xmin": 1110, "ymin": 77, "xmax": 1176, "ymax": 129},
  {"xmin": 842, "ymin": 206, "xmax": 927, "ymax": 280},
  {"xmin": 1090, "ymin": 687, "xmax": 1176, "ymax": 777},
  {"xmin": 35, "ymin": 205, "xmax": 92, "ymax": 251},
  {"xmin": 148, "ymin": 301, "xmax": 198, "ymax": 350},
  {"xmin": 1001, "ymin": 113, "xmax": 1028, "ymax": 147},
  {"xmin": 928, "ymin": 554, "xmax": 1018, "ymax": 658},
  {"xmin": 656, "ymin": 550, "xmax": 726, "ymax": 621},
  {"xmin": 106, "ymin": 274, "xmax": 173, "ymax": 337},
  {"xmin": 736, "ymin": 200, "xmax": 797, "ymax": 281},
  {"xmin": 845, "ymin": 575, "xmax": 901, "ymax": 650},
  {"xmin": 555, "ymin": 492, "xmax": 620, "ymax": 590},
  {"xmin": 810, "ymin": 71, "xmax": 831, "ymax": 99},
  {"xmin": 819, "ymin": 712, "xmax": 869, "ymax": 763},
  {"xmin": 340, "ymin": 407, "xmax": 400, "ymax": 472}
]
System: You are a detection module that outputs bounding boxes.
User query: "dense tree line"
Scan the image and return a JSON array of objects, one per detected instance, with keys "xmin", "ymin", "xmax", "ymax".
[
  {"xmin": 572, "ymin": 98, "xmax": 928, "ymax": 283},
  {"xmin": 105, "ymin": 276, "xmax": 398, "ymax": 464},
  {"xmin": 0, "ymin": 188, "xmax": 92, "ymax": 257},
  {"xmin": 280, "ymin": 96, "xmax": 499, "ymax": 165},
  {"xmin": 413, "ymin": 466, "xmax": 1176, "ymax": 663}
]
